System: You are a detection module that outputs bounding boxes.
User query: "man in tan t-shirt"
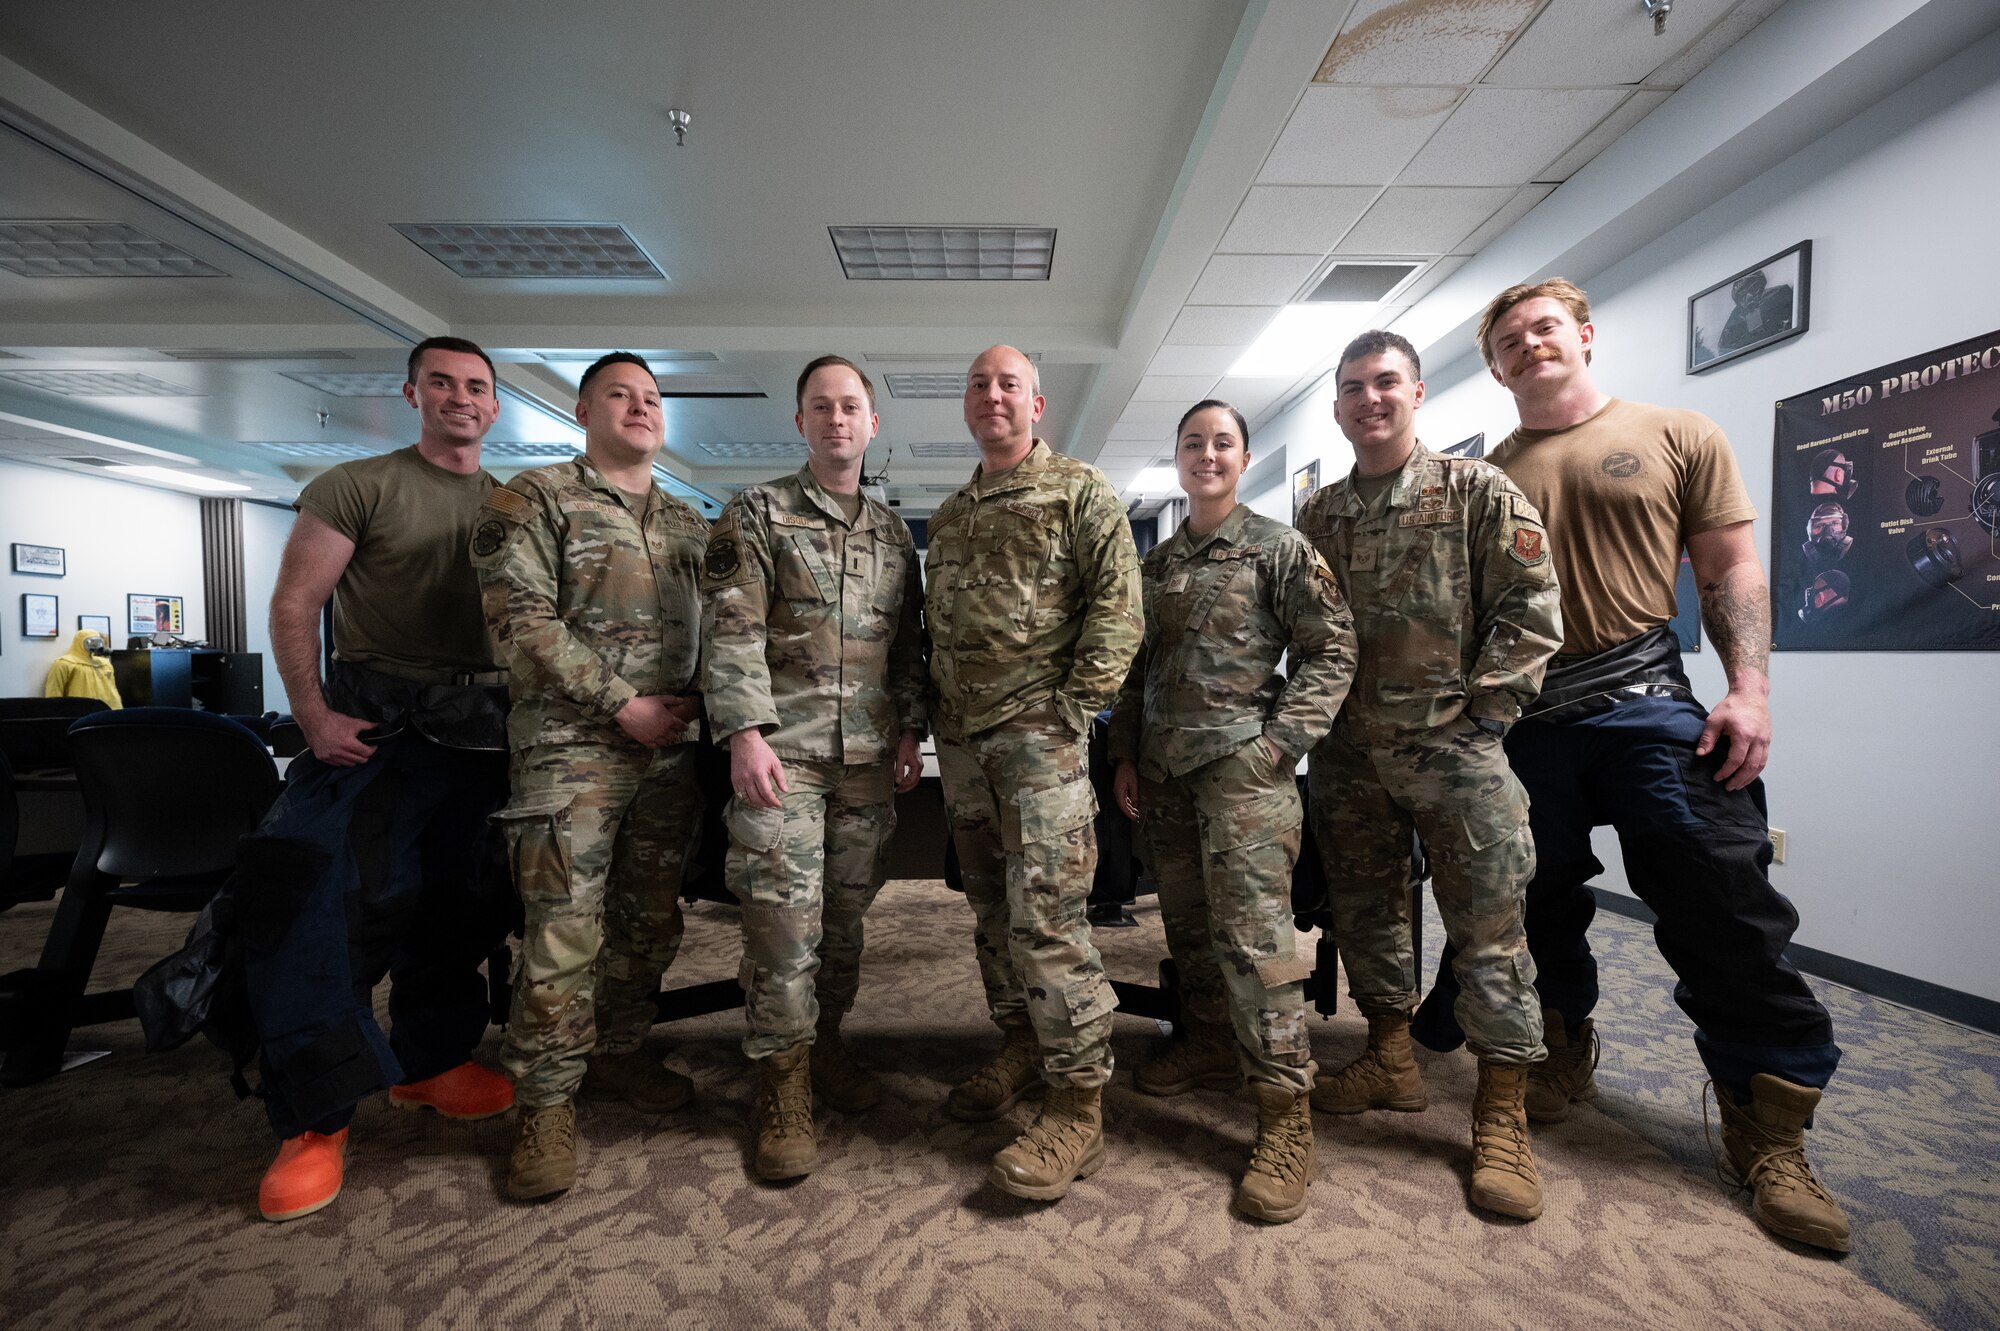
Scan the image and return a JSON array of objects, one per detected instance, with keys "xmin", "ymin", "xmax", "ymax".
[{"xmin": 1411, "ymin": 279, "xmax": 1849, "ymax": 1256}]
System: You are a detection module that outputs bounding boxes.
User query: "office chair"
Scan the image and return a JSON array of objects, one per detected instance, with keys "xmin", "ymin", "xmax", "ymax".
[
  {"xmin": 0, "ymin": 708, "xmax": 280, "ymax": 1085},
  {"xmin": 1, "ymin": 749, "xmax": 71, "ymax": 912}
]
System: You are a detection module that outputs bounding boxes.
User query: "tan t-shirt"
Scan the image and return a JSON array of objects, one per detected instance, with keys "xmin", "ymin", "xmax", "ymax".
[
  {"xmin": 296, "ymin": 445, "xmax": 500, "ymax": 679},
  {"xmin": 1490, "ymin": 399, "xmax": 1755, "ymax": 656}
]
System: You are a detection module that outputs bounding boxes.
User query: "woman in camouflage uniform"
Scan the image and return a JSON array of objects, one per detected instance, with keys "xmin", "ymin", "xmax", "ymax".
[{"xmin": 1108, "ymin": 400, "xmax": 1356, "ymax": 1223}]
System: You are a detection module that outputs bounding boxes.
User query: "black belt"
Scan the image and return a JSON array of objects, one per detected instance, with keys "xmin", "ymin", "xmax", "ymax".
[{"xmin": 1522, "ymin": 625, "xmax": 1694, "ymax": 725}]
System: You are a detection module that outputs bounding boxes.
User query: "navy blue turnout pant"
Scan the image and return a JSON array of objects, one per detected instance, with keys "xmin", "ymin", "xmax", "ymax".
[
  {"xmin": 1412, "ymin": 694, "xmax": 1839, "ymax": 1098},
  {"xmin": 240, "ymin": 733, "xmax": 511, "ymax": 1138}
]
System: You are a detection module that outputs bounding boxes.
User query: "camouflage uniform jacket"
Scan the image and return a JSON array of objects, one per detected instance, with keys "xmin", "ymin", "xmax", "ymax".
[
  {"xmin": 470, "ymin": 455, "xmax": 709, "ymax": 751},
  {"xmin": 699, "ymin": 467, "xmax": 927, "ymax": 764},
  {"xmin": 1108, "ymin": 505, "xmax": 1357, "ymax": 782},
  {"xmin": 1295, "ymin": 441, "xmax": 1562, "ymax": 742},
  {"xmin": 925, "ymin": 439, "xmax": 1143, "ymax": 741}
]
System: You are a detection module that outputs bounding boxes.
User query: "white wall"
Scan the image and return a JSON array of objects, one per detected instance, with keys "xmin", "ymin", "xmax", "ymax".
[
  {"xmin": 1257, "ymin": 35, "xmax": 2000, "ymax": 1001},
  {"xmin": 0, "ymin": 459, "xmax": 208, "ymax": 700},
  {"xmin": 241, "ymin": 500, "xmax": 295, "ymax": 713}
]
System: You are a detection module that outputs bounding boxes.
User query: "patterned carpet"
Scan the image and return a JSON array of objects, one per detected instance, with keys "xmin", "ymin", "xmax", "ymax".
[{"xmin": 0, "ymin": 880, "xmax": 1993, "ymax": 1330}]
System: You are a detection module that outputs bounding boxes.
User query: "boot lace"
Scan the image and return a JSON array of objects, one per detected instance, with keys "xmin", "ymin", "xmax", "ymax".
[
  {"xmin": 1538, "ymin": 1021, "xmax": 1600, "ymax": 1094},
  {"xmin": 519, "ymin": 1104, "xmax": 575, "ymax": 1154},
  {"xmin": 765, "ymin": 1065, "xmax": 813, "ymax": 1133},
  {"xmin": 1012, "ymin": 1091, "xmax": 1094, "ymax": 1169},
  {"xmin": 963, "ymin": 1033, "xmax": 1039, "ymax": 1099},
  {"xmin": 1702, "ymin": 1080, "xmax": 1833, "ymax": 1204},
  {"xmin": 1247, "ymin": 1103, "xmax": 1311, "ymax": 1183}
]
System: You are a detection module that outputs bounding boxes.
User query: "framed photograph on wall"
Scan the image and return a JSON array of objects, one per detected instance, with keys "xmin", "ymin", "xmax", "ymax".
[
  {"xmin": 1291, "ymin": 460, "xmax": 1319, "ymax": 522},
  {"xmin": 23, "ymin": 593, "xmax": 59, "ymax": 638},
  {"xmin": 11, "ymin": 542, "xmax": 65, "ymax": 576},
  {"xmin": 128, "ymin": 593, "xmax": 184, "ymax": 637},
  {"xmin": 1688, "ymin": 240, "xmax": 1811, "ymax": 374},
  {"xmin": 78, "ymin": 614, "xmax": 113, "ymax": 640}
]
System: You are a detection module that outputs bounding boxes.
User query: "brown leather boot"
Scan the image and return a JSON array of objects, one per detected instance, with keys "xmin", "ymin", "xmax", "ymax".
[
  {"xmin": 810, "ymin": 1013, "xmax": 881, "ymax": 1113},
  {"xmin": 582, "ymin": 1048, "xmax": 694, "ymax": 1114},
  {"xmin": 1134, "ymin": 1018, "xmax": 1241, "ymax": 1097},
  {"xmin": 990, "ymin": 1084, "xmax": 1105, "ymax": 1202},
  {"xmin": 507, "ymin": 1100, "xmax": 577, "ymax": 1201},
  {"xmin": 1234, "ymin": 1082, "xmax": 1314, "ymax": 1224},
  {"xmin": 1526, "ymin": 1009, "xmax": 1598, "ymax": 1123},
  {"xmin": 1310, "ymin": 1012, "xmax": 1428, "ymax": 1115},
  {"xmin": 945, "ymin": 1024, "xmax": 1044, "ymax": 1122},
  {"xmin": 1717, "ymin": 1074, "xmax": 1851, "ymax": 1253},
  {"xmin": 1469, "ymin": 1061, "xmax": 1543, "ymax": 1220},
  {"xmin": 752, "ymin": 1045, "xmax": 816, "ymax": 1181}
]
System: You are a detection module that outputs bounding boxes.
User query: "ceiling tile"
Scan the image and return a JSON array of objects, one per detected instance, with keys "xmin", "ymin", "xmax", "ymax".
[
  {"xmin": 1483, "ymin": 0, "xmax": 1737, "ymax": 87},
  {"xmin": 1147, "ymin": 345, "xmax": 1243, "ymax": 378},
  {"xmin": 1386, "ymin": 255, "xmax": 1471, "ymax": 307},
  {"xmin": 1397, "ymin": 87, "xmax": 1626, "ymax": 187},
  {"xmin": 1217, "ymin": 186, "xmax": 1379, "ymax": 254},
  {"xmin": 1097, "ymin": 440, "xmax": 1169, "ymax": 458},
  {"xmin": 1214, "ymin": 376, "xmax": 1297, "ymax": 418},
  {"xmin": 1132, "ymin": 375, "xmax": 1220, "ymax": 401},
  {"xmin": 1165, "ymin": 305, "xmax": 1279, "ymax": 346},
  {"xmin": 1108, "ymin": 420, "xmax": 1169, "ymax": 441},
  {"xmin": 1538, "ymin": 91, "xmax": 1669, "ymax": 181},
  {"xmin": 1454, "ymin": 184, "xmax": 1556, "ymax": 254},
  {"xmin": 1188, "ymin": 254, "xmax": 1323, "ymax": 306},
  {"xmin": 1314, "ymin": 0, "xmax": 1544, "ymax": 86},
  {"xmin": 1649, "ymin": 0, "xmax": 1786, "ymax": 87},
  {"xmin": 1117, "ymin": 400, "xmax": 1194, "ymax": 428},
  {"xmin": 1258, "ymin": 85, "xmax": 1463, "ymax": 186},
  {"xmin": 1336, "ymin": 186, "xmax": 1516, "ymax": 255}
]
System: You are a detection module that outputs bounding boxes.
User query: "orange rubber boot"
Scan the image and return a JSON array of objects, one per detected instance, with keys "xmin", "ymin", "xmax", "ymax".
[
  {"xmin": 258, "ymin": 1128, "xmax": 348, "ymax": 1222},
  {"xmin": 387, "ymin": 1061, "xmax": 514, "ymax": 1120}
]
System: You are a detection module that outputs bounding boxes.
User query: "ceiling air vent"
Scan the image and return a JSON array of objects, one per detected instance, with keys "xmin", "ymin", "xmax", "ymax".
[
  {"xmin": 61, "ymin": 455, "xmax": 124, "ymax": 467},
  {"xmin": 830, "ymin": 226, "xmax": 1054, "ymax": 280},
  {"xmin": 909, "ymin": 440, "xmax": 983, "ymax": 460},
  {"xmin": 393, "ymin": 222, "xmax": 664, "ymax": 279},
  {"xmin": 1304, "ymin": 263, "xmax": 1420, "ymax": 303},
  {"xmin": 694, "ymin": 440, "xmax": 808, "ymax": 460},
  {"xmin": 885, "ymin": 374, "xmax": 967, "ymax": 399},
  {"xmin": 0, "ymin": 369, "xmax": 203, "ymax": 397},
  {"xmin": 537, "ymin": 350, "xmax": 718, "ymax": 364},
  {"xmin": 160, "ymin": 348, "xmax": 354, "ymax": 361},
  {"xmin": 0, "ymin": 221, "xmax": 226, "ymax": 277},
  {"xmin": 655, "ymin": 375, "xmax": 765, "ymax": 399},
  {"xmin": 278, "ymin": 371, "xmax": 408, "ymax": 397}
]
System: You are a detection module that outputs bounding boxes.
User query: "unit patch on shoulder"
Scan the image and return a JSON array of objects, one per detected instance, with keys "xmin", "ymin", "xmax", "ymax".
[
  {"xmin": 704, "ymin": 537, "xmax": 741, "ymax": 581},
  {"xmin": 1509, "ymin": 527, "xmax": 1546, "ymax": 566},
  {"xmin": 471, "ymin": 519, "xmax": 509, "ymax": 558}
]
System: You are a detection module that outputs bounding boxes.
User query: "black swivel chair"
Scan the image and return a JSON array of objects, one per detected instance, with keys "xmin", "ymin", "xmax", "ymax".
[
  {"xmin": 1, "ymin": 749, "xmax": 72, "ymax": 912},
  {"xmin": 0, "ymin": 708, "xmax": 281, "ymax": 1085}
]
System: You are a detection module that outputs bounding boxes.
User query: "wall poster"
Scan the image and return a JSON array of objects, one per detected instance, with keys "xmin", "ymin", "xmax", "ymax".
[{"xmin": 1773, "ymin": 327, "xmax": 2000, "ymax": 651}]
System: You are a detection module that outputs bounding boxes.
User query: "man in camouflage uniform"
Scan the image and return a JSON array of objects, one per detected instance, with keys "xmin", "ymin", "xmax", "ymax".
[
  {"xmin": 700, "ymin": 355, "xmax": 927, "ymax": 1180},
  {"xmin": 471, "ymin": 352, "xmax": 710, "ymax": 1201},
  {"xmin": 1296, "ymin": 331, "xmax": 1563, "ymax": 1220},
  {"xmin": 927, "ymin": 344, "xmax": 1142, "ymax": 1202}
]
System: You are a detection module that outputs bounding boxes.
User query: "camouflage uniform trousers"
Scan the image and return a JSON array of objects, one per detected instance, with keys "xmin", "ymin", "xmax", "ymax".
[
  {"xmin": 1310, "ymin": 718, "xmax": 1546, "ymax": 1065},
  {"xmin": 495, "ymin": 741, "xmax": 703, "ymax": 1106},
  {"xmin": 1138, "ymin": 741, "xmax": 1315, "ymax": 1095},
  {"xmin": 936, "ymin": 701, "xmax": 1115, "ymax": 1089},
  {"xmin": 723, "ymin": 758, "xmax": 897, "ymax": 1060}
]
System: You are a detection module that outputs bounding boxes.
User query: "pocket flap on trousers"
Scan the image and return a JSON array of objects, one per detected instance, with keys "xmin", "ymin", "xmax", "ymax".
[
  {"xmin": 1200, "ymin": 788, "xmax": 1302, "ymax": 854},
  {"xmin": 1460, "ymin": 779, "xmax": 1529, "ymax": 853},
  {"xmin": 490, "ymin": 787, "xmax": 576, "ymax": 822},
  {"xmin": 725, "ymin": 799, "xmax": 786, "ymax": 854},
  {"xmin": 1063, "ymin": 974, "xmax": 1117, "ymax": 1026},
  {"xmin": 1012, "ymin": 777, "xmax": 1097, "ymax": 848}
]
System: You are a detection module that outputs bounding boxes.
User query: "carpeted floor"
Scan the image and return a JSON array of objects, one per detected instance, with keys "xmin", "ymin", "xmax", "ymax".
[{"xmin": 1, "ymin": 880, "xmax": 1994, "ymax": 1330}]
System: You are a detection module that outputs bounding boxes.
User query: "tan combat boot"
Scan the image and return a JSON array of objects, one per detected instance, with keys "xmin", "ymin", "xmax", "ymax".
[
  {"xmin": 990, "ymin": 1084, "xmax": 1105, "ymax": 1202},
  {"xmin": 1526, "ymin": 1009, "xmax": 1599, "ymax": 1123},
  {"xmin": 810, "ymin": 1012, "xmax": 881, "ymax": 1113},
  {"xmin": 582, "ymin": 1048, "xmax": 694, "ymax": 1114},
  {"xmin": 1469, "ymin": 1061, "xmax": 1543, "ymax": 1220},
  {"xmin": 944, "ymin": 1023, "xmax": 1044, "ymax": 1122},
  {"xmin": 507, "ymin": 1100, "xmax": 577, "ymax": 1201},
  {"xmin": 1717, "ymin": 1074, "xmax": 1852, "ymax": 1253},
  {"xmin": 1310, "ymin": 1012, "xmax": 1428, "ymax": 1114},
  {"xmin": 752, "ymin": 1045, "xmax": 816, "ymax": 1181},
  {"xmin": 1134, "ymin": 1017, "xmax": 1241, "ymax": 1097},
  {"xmin": 1234, "ymin": 1082, "xmax": 1314, "ymax": 1223}
]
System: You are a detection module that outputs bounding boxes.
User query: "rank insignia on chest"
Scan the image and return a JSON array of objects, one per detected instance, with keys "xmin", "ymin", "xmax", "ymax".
[
  {"xmin": 1165, "ymin": 572, "xmax": 1191, "ymax": 595},
  {"xmin": 846, "ymin": 547, "xmax": 870, "ymax": 577},
  {"xmin": 1349, "ymin": 547, "xmax": 1377, "ymax": 572},
  {"xmin": 1421, "ymin": 485, "xmax": 1445, "ymax": 497},
  {"xmin": 1509, "ymin": 528, "xmax": 1546, "ymax": 565}
]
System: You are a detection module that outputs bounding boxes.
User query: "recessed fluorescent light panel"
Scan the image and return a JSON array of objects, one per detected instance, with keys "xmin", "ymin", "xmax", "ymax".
[
  {"xmin": 393, "ymin": 222, "xmax": 664, "ymax": 279},
  {"xmin": 0, "ymin": 369, "xmax": 203, "ymax": 397},
  {"xmin": 1126, "ymin": 466, "xmax": 1181, "ymax": 494},
  {"xmin": 249, "ymin": 441, "xmax": 384, "ymax": 459},
  {"xmin": 105, "ymin": 465, "xmax": 251, "ymax": 492},
  {"xmin": 0, "ymin": 221, "xmax": 227, "ymax": 277},
  {"xmin": 830, "ymin": 226, "xmax": 1054, "ymax": 280},
  {"xmin": 1229, "ymin": 304, "xmax": 1374, "ymax": 379},
  {"xmin": 159, "ymin": 348, "xmax": 354, "ymax": 362},
  {"xmin": 535, "ymin": 350, "xmax": 718, "ymax": 364},
  {"xmin": 1305, "ymin": 263, "xmax": 1418, "ymax": 303},
  {"xmin": 885, "ymin": 374, "xmax": 968, "ymax": 399},
  {"xmin": 279, "ymin": 371, "xmax": 408, "ymax": 397}
]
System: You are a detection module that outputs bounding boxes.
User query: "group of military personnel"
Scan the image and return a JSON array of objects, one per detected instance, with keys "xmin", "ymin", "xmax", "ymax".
[{"xmin": 240, "ymin": 278, "xmax": 1849, "ymax": 1257}]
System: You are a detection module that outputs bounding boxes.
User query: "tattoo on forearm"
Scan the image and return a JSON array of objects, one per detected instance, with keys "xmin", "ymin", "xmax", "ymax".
[{"xmin": 1699, "ymin": 567, "xmax": 1770, "ymax": 681}]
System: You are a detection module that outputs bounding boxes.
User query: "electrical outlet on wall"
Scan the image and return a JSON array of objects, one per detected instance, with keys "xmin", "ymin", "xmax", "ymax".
[{"xmin": 1769, "ymin": 828, "xmax": 1788, "ymax": 864}]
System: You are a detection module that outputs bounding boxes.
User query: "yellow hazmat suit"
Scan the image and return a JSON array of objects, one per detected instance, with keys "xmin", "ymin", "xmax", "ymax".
[{"xmin": 43, "ymin": 630, "xmax": 122, "ymax": 708}]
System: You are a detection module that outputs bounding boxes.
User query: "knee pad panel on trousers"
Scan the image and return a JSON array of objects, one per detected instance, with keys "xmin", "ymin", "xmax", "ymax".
[{"xmin": 234, "ymin": 836, "xmax": 332, "ymax": 952}]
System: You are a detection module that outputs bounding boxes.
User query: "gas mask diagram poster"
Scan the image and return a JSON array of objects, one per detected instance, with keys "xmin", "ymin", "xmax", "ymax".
[{"xmin": 1773, "ymin": 328, "xmax": 2000, "ymax": 651}]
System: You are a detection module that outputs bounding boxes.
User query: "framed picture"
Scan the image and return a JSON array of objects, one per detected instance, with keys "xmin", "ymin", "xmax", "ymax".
[
  {"xmin": 128, "ymin": 593, "xmax": 184, "ymax": 637},
  {"xmin": 23, "ymin": 593, "xmax": 59, "ymax": 638},
  {"xmin": 11, "ymin": 542, "xmax": 65, "ymax": 576},
  {"xmin": 78, "ymin": 613, "xmax": 113, "ymax": 640},
  {"xmin": 1688, "ymin": 240, "xmax": 1811, "ymax": 373},
  {"xmin": 1291, "ymin": 460, "xmax": 1319, "ymax": 522}
]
